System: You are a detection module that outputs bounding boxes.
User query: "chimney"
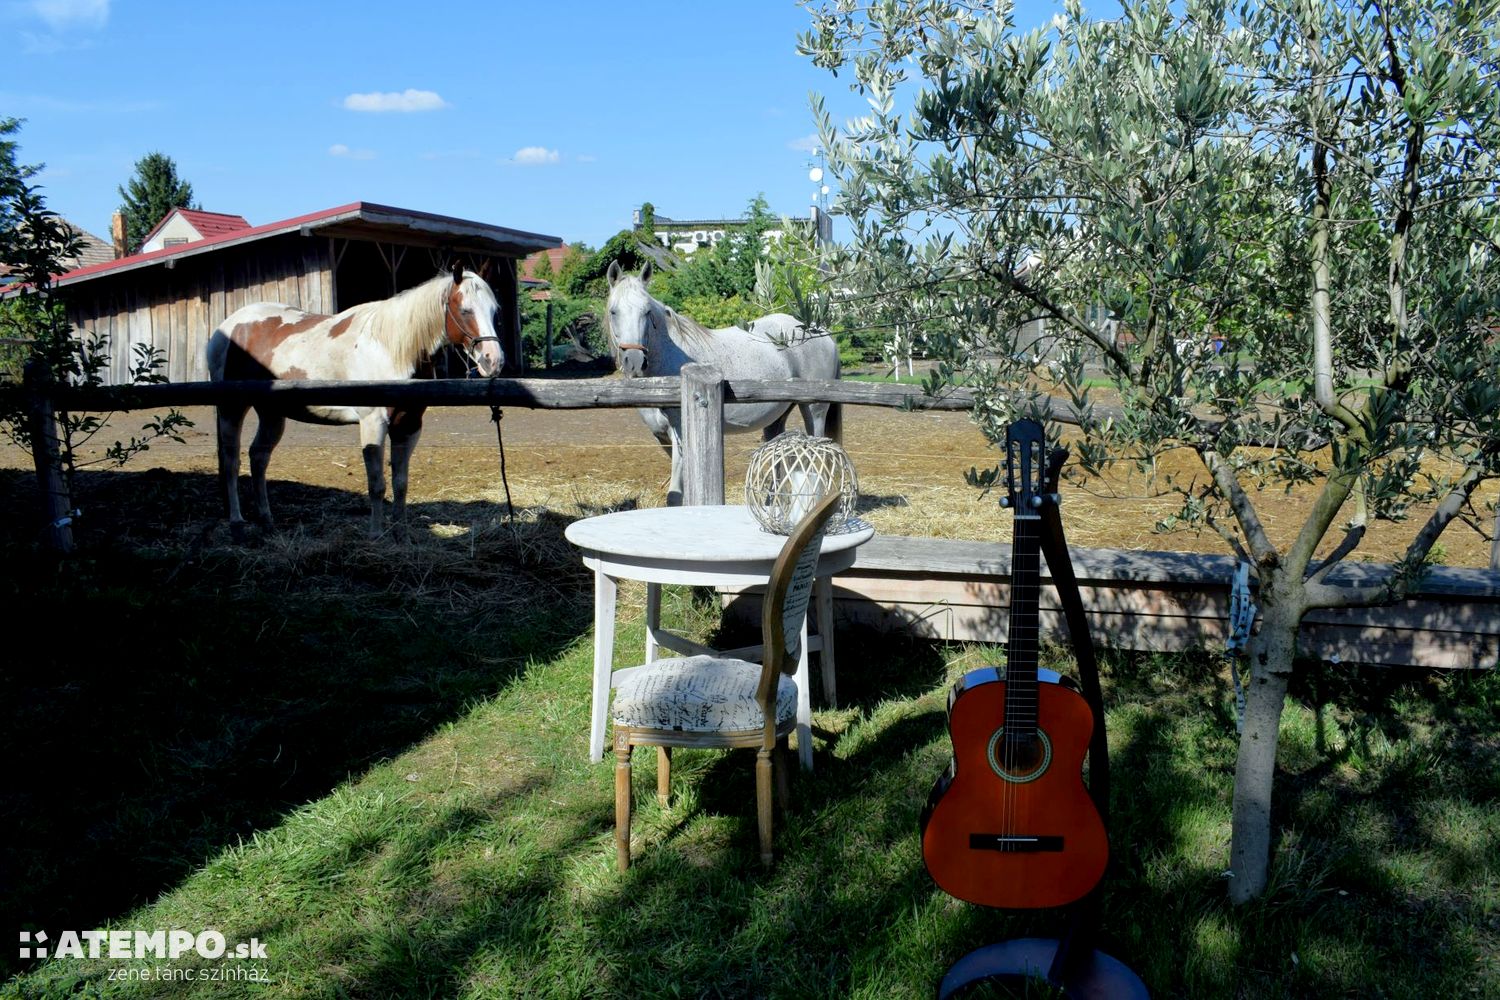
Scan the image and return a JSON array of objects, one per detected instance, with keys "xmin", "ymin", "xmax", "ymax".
[{"xmin": 111, "ymin": 211, "xmax": 127, "ymax": 258}]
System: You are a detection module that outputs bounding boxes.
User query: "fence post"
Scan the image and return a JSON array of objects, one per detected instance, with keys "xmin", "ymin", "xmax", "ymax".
[
  {"xmin": 23, "ymin": 360, "xmax": 75, "ymax": 555},
  {"xmin": 681, "ymin": 363, "xmax": 725, "ymax": 506}
]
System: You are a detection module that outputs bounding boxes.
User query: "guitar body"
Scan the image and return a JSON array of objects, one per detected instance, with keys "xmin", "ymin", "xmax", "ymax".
[{"xmin": 921, "ymin": 668, "xmax": 1109, "ymax": 909}]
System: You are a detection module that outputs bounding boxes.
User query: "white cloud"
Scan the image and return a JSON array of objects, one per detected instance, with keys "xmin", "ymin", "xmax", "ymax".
[
  {"xmin": 512, "ymin": 146, "xmax": 560, "ymax": 166},
  {"xmin": 342, "ymin": 89, "xmax": 449, "ymax": 113},
  {"xmin": 788, "ymin": 134, "xmax": 822, "ymax": 154},
  {"xmin": 30, "ymin": 0, "xmax": 109, "ymax": 30},
  {"xmin": 576, "ymin": 153, "xmax": 598, "ymax": 163},
  {"xmin": 329, "ymin": 143, "xmax": 375, "ymax": 160}
]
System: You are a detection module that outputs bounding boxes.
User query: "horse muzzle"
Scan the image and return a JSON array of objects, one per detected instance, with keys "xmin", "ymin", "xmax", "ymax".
[
  {"xmin": 617, "ymin": 346, "xmax": 647, "ymax": 377},
  {"xmin": 468, "ymin": 336, "xmax": 504, "ymax": 377}
]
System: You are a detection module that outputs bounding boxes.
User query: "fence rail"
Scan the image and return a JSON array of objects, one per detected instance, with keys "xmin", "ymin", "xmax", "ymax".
[
  {"xmin": 41, "ymin": 373, "xmax": 998, "ymax": 414},
  {"xmin": 13, "ymin": 364, "xmax": 1499, "ymax": 585}
]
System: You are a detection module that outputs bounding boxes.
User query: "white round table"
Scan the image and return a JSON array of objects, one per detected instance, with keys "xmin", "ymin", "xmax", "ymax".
[{"xmin": 565, "ymin": 505, "xmax": 874, "ymax": 770}]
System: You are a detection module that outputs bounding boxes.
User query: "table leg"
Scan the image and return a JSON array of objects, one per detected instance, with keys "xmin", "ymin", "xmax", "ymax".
[
  {"xmin": 645, "ymin": 582, "xmax": 662, "ymax": 663},
  {"xmin": 590, "ymin": 570, "xmax": 618, "ymax": 763},
  {"xmin": 816, "ymin": 575, "xmax": 837, "ymax": 706},
  {"xmin": 796, "ymin": 616, "xmax": 814, "ymax": 771}
]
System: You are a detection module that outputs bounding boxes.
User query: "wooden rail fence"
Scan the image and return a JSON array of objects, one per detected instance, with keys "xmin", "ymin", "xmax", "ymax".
[{"xmin": 12, "ymin": 363, "xmax": 1499, "ymax": 668}]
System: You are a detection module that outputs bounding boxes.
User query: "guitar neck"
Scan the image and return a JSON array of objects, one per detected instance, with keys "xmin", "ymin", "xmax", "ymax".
[{"xmin": 1005, "ymin": 511, "xmax": 1043, "ymax": 738}]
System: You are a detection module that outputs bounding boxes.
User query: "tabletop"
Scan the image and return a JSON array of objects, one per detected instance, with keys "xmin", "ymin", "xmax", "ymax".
[{"xmin": 565, "ymin": 505, "xmax": 874, "ymax": 565}]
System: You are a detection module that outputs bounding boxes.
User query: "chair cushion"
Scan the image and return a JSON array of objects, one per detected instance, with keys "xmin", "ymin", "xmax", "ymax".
[{"xmin": 611, "ymin": 655, "xmax": 797, "ymax": 733}]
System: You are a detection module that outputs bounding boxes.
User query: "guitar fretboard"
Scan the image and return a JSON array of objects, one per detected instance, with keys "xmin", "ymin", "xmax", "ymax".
[{"xmin": 1004, "ymin": 511, "xmax": 1042, "ymax": 742}]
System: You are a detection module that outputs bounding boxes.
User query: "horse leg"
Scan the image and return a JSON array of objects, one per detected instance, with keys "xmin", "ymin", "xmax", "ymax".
[
  {"xmin": 359, "ymin": 410, "xmax": 391, "ymax": 538},
  {"xmin": 665, "ymin": 410, "xmax": 685, "ymax": 507},
  {"xmin": 247, "ymin": 408, "xmax": 286, "ymax": 530},
  {"xmin": 799, "ymin": 401, "xmax": 842, "ymax": 443},
  {"xmin": 216, "ymin": 403, "xmax": 249, "ymax": 541},
  {"xmin": 388, "ymin": 407, "xmax": 425, "ymax": 538},
  {"xmin": 762, "ymin": 407, "xmax": 790, "ymax": 442}
]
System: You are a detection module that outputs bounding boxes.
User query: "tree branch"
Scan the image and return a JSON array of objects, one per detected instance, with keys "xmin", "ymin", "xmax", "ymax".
[{"xmin": 1199, "ymin": 445, "xmax": 1278, "ymax": 567}]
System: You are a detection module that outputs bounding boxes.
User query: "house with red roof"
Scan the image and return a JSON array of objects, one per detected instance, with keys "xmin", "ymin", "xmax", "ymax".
[
  {"xmin": 520, "ymin": 245, "xmax": 573, "ymax": 282},
  {"xmin": 140, "ymin": 208, "xmax": 253, "ymax": 252},
  {"xmin": 55, "ymin": 202, "xmax": 559, "ymax": 383}
]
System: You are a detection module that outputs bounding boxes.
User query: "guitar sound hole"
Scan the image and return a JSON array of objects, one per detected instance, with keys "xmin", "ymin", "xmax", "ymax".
[{"xmin": 986, "ymin": 727, "xmax": 1053, "ymax": 784}]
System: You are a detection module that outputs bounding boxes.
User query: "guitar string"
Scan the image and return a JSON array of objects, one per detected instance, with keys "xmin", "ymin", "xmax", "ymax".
[{"xmin": 1006, "ymin": 499, "xmax": 1042, "ymax": 852}]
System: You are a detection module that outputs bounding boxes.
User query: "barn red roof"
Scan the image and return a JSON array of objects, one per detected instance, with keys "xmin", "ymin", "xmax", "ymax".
[{"xmin": 55, "ymin": 202, "xmax": 560, "ymax": 288}]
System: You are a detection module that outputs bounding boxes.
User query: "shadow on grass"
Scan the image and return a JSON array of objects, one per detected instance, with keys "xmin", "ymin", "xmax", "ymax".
[
  {"xmin": 4, "ymin": 465, "xmax": 1495, "ymax": 997},
  {"xmin": 0, "ymin": 466, "xmax": 596, "ymax": 983}
]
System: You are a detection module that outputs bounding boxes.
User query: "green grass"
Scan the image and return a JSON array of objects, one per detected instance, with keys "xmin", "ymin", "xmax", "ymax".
[
  {"xmin": 2, "ymin": 469, "xmax": 1497, "ymax": 999},
  {"xmin": 846, "ymin": 373, "xmax": 931, "ymax": 386}
]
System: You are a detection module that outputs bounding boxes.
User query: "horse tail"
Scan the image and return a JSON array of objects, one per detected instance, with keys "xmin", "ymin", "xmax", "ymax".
[{"xmin": 205, "ymin": 327, "xmax": 229, "ymax": 383}]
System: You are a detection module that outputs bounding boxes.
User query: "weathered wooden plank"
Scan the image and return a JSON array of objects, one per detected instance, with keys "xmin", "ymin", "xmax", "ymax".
[
  {"xmin": 828, "ymin": 574, "xmax": 1500, "ymax": 635},
  {"xmin": 52, "ymin": 376, "xmax": 696, "ymax": 410},
  {"xmin": 681, "ymin": 363, "xmax": 725, "ymax": 506},
  {"xmin": 727, "ymin": 586, "xmax": 1499, "ymax": 670},
  {"xmin": 849, "ymin": 535, "xmax": 1500, "ymax": 600}
]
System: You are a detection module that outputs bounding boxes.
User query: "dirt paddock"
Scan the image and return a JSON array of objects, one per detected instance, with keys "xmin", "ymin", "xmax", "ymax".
[{"xmin": 2, "ymin": 398, "xmax": 1494, "ymax": 568}]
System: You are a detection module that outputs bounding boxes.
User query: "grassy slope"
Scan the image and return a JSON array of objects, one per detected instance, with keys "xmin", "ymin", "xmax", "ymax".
[{"xmin": 2, "ymin": 471, "xmax": 1497, "ymax": 999}]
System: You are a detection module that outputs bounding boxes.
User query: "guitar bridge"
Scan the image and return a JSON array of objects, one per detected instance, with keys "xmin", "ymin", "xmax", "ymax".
[{"xmin": 969, "ymin": 833, "xmax": 1065, "ymax": 853}]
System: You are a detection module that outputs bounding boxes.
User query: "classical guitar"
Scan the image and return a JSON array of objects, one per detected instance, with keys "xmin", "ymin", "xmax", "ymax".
[{"xmin": 920, "ymin": 419, "xmax": 1109, "ymax": 910}]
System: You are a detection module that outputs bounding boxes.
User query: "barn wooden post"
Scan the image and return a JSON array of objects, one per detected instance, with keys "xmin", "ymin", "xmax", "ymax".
[
  {"xmin": 680, "ymin": 363, "xmax": 725, "ymax": 507},
  {"xmin": 496, "ymin": 258, "xmax": 523, "ymax": 374},
  {"xmin": 23, "ymin": 361, "xmax": 75, "ymax": 555}
]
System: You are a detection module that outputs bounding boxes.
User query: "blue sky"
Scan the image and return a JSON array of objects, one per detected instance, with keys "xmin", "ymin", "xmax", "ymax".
[{"xmin": 4, "ymin": 0, "xmax": 1054, "ymax": 249}]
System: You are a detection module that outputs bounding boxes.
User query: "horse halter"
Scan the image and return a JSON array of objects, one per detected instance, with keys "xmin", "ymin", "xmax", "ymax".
[
  {"xmin": 444, "ymin": 282, "xmax": 503, "ymax": 374},
  {"xmin": 610, "ymin": 302, "xmax": 657, "ymax": 375}
]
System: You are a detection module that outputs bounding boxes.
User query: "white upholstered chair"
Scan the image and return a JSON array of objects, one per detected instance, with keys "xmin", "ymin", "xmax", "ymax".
[{"xmin": 611, "ymin": 491, "xmax": 842, "ymax": 870}]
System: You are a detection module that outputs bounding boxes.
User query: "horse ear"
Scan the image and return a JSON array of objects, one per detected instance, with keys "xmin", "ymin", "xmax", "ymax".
[
  {"xmin": 450, "ymin": 260, "xmax": 464, "ymax": 285},
  {"xmin": 477, "ymin": 258, "xmax": 495, "ymax": 284},
  {"xmin": 640, "ymin": 260, "xmax": 653, "ymax": 284},
  {"xmin": 607, "ymin": 260, "xmax": 622, "ymax": 286}
]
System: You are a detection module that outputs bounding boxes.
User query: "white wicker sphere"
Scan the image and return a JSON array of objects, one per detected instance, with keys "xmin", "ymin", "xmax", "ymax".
[{"xmin": 744, "ymin": 430, "xmax": 859, "ymax": 534}]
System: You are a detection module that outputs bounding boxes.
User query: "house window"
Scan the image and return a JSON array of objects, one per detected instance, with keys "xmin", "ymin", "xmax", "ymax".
[{"xmin": 163, "ymin": 238, "xmax": 187, "ymax": 247}]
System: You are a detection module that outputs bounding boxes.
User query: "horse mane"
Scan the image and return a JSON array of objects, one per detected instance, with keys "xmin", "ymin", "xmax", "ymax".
[
  {"xmin": 661, "ymin": 302, "xmax": 716, "ymax": 349},
  {"xmin": 362, "ymin": 272, "xmax": 459, "ymax": 374}
]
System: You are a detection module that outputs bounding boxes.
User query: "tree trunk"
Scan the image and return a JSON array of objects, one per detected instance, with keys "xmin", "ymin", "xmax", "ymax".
[{"xmin": 1228, "ymin": 602, "xmax": 1299, "ymax": 905}]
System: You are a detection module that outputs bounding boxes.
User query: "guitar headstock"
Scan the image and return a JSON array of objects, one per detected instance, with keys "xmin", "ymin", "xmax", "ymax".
[{"xmin": 1002, "ymin": 419, "xmax": 1062, "ymax": 516}]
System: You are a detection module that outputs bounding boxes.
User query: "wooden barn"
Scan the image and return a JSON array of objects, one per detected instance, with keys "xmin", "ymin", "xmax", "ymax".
[{"xmin": 53, "ymin": 202, "xmax": 561, "ymax": 384}]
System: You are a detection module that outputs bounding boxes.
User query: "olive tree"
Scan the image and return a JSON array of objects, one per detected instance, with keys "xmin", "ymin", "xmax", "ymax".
[{"xmin": 799, "ymin": 0, "xmax": 1500, "ymax": 903}]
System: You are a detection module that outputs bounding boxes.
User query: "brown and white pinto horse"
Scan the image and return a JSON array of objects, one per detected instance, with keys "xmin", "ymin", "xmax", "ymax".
[{"xmin": 206, "ymin": 262, "xmax": 503, "ymax": 539}]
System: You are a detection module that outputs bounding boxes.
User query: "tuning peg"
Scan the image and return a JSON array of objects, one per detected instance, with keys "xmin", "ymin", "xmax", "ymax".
[
  {"xmin": 999, "ymin": 497, "xmax": 1011, "ymax": 509},
  {"xmin": 1029, "ymin": 495, "xmax": 1043, "ymax": 508}
]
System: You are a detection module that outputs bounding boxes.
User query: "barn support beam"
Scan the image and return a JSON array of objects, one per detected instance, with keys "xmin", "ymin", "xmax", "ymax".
[{"xmin": 496, "ymin": 256, "xmax": 523, "ymax": 374}]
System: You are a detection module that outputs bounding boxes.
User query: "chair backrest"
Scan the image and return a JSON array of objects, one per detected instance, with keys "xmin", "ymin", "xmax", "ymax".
[{"xmin": 759, "ymin": 491, "xmax": 842, "ymax": 693}]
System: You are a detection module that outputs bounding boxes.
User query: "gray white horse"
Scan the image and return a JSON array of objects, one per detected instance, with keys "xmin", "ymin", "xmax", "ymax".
[{"xmin": 604, "ymin": 260, "xmax": 842, "ymax": 504}]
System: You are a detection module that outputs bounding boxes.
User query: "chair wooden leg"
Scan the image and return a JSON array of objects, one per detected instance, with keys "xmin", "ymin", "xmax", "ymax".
[
  {"xmin": 756, "ymin": 747, "xmax": 774, "ymax": 867},
  {"xmin": 615, "ymin": 744, "xmax": 633, "ymax": 871},
  {"xmin": 774, "ymin": 737, "xmax": 791, "ymax": 815},
  {"xmin": 657, "ymin": 746, "xmax": 671, "ymax": 806}
]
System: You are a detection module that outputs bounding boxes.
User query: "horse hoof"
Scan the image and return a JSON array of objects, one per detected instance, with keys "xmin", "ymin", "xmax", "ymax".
[{"xmin": 229, "ymin": 521, "xmax": 250, "ymax": 544}]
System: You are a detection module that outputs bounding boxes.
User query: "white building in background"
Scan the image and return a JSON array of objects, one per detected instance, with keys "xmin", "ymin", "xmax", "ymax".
[{"xmin": 633, "ymin": 206, "xmax": 818, "ymax": 256}]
